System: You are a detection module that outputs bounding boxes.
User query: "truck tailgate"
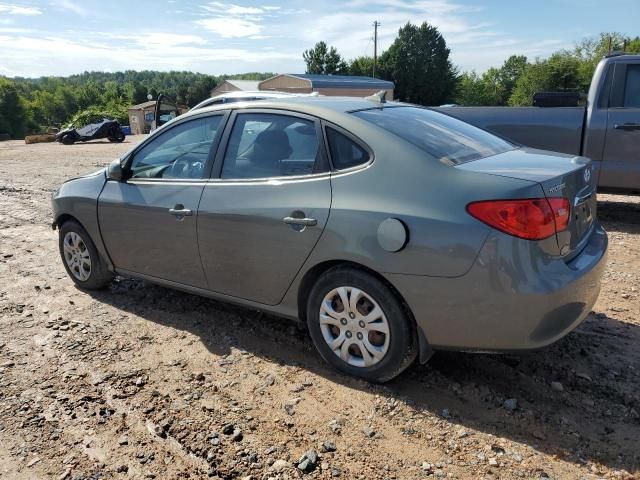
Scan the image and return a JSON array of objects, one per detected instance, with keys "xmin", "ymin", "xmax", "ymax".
[{"xmin": 434, "ymin": 106, "xmax": 585, "ymax": 157}]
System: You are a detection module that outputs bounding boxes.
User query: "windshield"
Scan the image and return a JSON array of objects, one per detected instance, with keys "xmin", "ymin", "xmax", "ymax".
[{"xmin": 352, "ymin": 106, "xmax": 514, "ymax": 165}]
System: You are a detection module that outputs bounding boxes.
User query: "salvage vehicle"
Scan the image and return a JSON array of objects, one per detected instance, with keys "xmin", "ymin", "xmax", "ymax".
[
  {"xmin": 56, "ymin": 118, "xmax": 125, "ymax": 145},
  {"xmin": 51, "ymin": 95, "xmax": 607, "ymax": 382},
  {"xmin": 436, "ymin": 54, "xmax": 640, "ymax": 192}
]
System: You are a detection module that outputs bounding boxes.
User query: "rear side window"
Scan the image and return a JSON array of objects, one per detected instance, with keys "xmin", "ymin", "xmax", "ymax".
[
  {"xmin": 221, "ymin": 113, "xmax": 321, "ymax": 179},
  {"xmin": 326, "ymin": 127, "xmax": 370, "ymax": 170},
  {"xmin": 352, "ymin": 107, "xmax": 513, "ymax": 165},
  {"xmin": 623, "ymin": 64, "xmax": 640, "ymax": 108}
]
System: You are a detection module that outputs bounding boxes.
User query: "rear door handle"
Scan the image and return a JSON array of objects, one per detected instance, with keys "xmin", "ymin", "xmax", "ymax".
[
  {"xmin": 614, "ymin": 123, "xmax": 640, "ymax": 131},
  {"xmin": 283, "ymin": 216, "xmax": 317, "ymax": 226},
  {"xmin": 169, "ymin": 205, "xmax": 192, "ymax": 216}
]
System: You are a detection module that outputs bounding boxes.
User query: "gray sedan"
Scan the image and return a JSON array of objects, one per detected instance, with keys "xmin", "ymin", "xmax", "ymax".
[{"xmin": 52, "ymin": 96, "xmax": 608, "ymax": 382}]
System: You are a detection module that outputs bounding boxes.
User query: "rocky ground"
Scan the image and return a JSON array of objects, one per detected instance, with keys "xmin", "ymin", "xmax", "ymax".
[{"xmin": 0, "ymin": 137, "xmax": 638, "ymax": 480}]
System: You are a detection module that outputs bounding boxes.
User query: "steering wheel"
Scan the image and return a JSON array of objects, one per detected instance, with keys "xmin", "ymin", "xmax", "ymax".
[{"xmin": 167, "ymin": 158, "xmax": 191, "ymax": 178}]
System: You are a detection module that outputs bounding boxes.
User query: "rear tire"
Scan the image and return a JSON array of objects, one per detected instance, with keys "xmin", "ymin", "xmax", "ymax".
[
  {"xmin": 306, "ymin": 267, "xmax": 417, "ymax": 382},
  {"xmin": 61, "ymin": 134, "xmax": 75, "ymax": 145},
  {"xmin": 58, "ymin": 219, "xmax": 113, "ymax": 290}
]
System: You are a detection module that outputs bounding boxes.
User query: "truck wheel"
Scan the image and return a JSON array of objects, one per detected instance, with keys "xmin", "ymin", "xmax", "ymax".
[
  {"xmin": 58, "ymin": 219, "xmax": 113, "ymax": 290},
  {"xmin": 306, "ymin": 267, "xmax": 417, "ymax": 382}
]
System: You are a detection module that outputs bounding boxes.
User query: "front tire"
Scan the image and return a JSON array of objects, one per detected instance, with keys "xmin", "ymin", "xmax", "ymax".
[
  {"xmin": 58, "ymin": 220, "xmax": 113, "ymax": 289},
  {"xmin": 306, "ymin": 267, "xmax": 417, "ymax": 382}
]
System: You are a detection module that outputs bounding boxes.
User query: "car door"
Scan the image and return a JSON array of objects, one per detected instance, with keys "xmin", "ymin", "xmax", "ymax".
[
  {"xmin": 153, "ymin": 94, "xmax": 181, "ymax": 131},
  {"xmin": 98, "ymin": 112, "xmax": 228, "ymax": 288},
  {"xmin": 600, "ymin": 61, "xmax": 640, "ymax": 189},
  {"xmin": 197, "ymin": 110, "xmax": 332, "ymax": 305}
]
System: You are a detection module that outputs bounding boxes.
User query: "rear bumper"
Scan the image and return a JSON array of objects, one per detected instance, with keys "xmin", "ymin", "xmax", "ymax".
[{"xmin": 385, "ymin": 223, "xmax": 608, "ymax": 351}]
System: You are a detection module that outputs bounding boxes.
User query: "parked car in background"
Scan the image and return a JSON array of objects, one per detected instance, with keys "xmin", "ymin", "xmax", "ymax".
[
  {"xmin": 191, "ymin": 91, "xmax": 317, "ymax": 110},
  {"xmin": 436, "ymin": 54, "xmax": 640, "ymax": 192},
  {"xmin": 56, "ymin": 119, "xmax": 125, "ymax": 145},
  {"xmin": 51, "ymin": 96, "xmax": 607, "ymax": 382}
]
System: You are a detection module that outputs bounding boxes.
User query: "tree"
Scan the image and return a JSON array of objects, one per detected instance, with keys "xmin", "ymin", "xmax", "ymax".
[
  {"xmin": 349, "ymin": 56, "xmax": 375, "ymax": 76},
  {"xmin": 496, "ymin": 55, "xmax": 528, "ymax": 103},
  {"xmin": 455, "ymin": 71, "xmax": 502, "ymax": 106},
  {"xmin": 0, "ymin": 77, "xmax": 28, "ymax": 138},
  {"xmin": 508, "ymin": 53, "xmax": 582, "ymax": 106},
  {"xmin": 303, "ymin": 41, "xmax": 348, "ymax": 75},
  {"xmin": 380, "ymin": 22, "xmax": 457, "ymax": 105}
]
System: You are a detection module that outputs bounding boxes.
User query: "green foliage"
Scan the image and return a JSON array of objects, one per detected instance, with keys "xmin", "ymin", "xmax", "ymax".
[
  {"xmin": 1, "ymin": 70, "xmax": 230, "ymax": 137},
  {"xmin": 455, "ymin": 55, "xmax": 527, "ymax": 106},
  {"xmin": 349, "ymin": 56, "xmax": 376, "ymax": 77},
  {"xmin": 303, "ymin": 41, "xmax": 348, "ymax": 75},
  {"xmin": 380, "ymin": 22, "xmax": 458, "ymax": 105},
  {"xmin": 508, "ymin": 53, "xmax": 583, "ymax": 106},
  {"xmin": 0, "ymin": 77, "xmax": 28, "ymax": 138},
  {"xmin": 66, "ymin": 104, "xmax": 128, "ymax": 128}
]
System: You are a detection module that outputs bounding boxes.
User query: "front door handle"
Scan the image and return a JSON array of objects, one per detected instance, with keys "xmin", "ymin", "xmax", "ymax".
[
  {"xmin": 614, "ymin": 123, "xmax": 640, "ymax": 131},
  {"xmin": 169, "ymin": 204, "xmax": 192, "ymax": 216},
  {"xmin": 283, "ymin": 216, "xmax": 317, "ymax": 226}
]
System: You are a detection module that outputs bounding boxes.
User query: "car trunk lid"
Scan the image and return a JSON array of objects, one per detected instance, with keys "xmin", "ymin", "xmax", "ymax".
[{"xmin": 457, "ymin": 147, "xmax": 597, "ymax": 257}]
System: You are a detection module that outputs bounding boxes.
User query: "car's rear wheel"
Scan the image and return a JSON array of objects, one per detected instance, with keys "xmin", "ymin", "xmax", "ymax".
[
  {"xmin": 108, "ymin": 132, "xmax": 125, "ymax": 143},
  {"xmin": 58, "ymin": 220, "xmax": 113, "ymax": 289},
  {"xmin": 306, "ymin": 267, "xmax": 417, "ymax": 382}
]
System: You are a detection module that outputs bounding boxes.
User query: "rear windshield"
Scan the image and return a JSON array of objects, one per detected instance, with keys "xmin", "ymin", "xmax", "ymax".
[{"xmin": 352, "ymin": 106, "xmax": 514, "ymax": 165}]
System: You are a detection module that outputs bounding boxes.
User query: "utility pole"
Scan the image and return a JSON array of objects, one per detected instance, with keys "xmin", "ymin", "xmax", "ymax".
[{"xmin": 373, "ymin": 21, "xmax": 380, "ymax": 78}]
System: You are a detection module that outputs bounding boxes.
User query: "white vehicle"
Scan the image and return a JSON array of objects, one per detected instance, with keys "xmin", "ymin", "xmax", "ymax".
[{"xmin": 191, "ymin": 91, "xmax": 318, "ymax": 111}]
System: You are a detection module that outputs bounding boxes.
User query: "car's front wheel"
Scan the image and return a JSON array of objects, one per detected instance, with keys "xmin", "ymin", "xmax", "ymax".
[
  {"xmin": 306, "ymin": 267, "xmax": 417, "ymax": 382},
  {"xmin": 58, "ymin": 220, "xmax": 114, "ymax": 289}
]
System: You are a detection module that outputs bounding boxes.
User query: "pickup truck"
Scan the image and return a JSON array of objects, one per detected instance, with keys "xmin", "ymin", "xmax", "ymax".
[{"xmin": 436, "ymin": 54, "xmax": 640, "ymax": 192}]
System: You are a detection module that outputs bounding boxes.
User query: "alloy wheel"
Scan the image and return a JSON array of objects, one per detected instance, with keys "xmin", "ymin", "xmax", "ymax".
[
  {"xmin": 63, "ymin": 231, "xmax": 91, "ymax": 281},
  {"xmin": 319, "ymin": 286, "xmax": 390, "ymax": 368}
]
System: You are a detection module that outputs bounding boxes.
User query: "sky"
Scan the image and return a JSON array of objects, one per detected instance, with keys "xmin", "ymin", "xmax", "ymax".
[{"xmin": 0, "ymin": 0, "xmax": 638, "ymax": 78}]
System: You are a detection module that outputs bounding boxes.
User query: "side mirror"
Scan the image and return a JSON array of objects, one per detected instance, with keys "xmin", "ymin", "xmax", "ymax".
[{"xmin": 107, "ymin": 158, "xmax": 124, "ymax": 181}]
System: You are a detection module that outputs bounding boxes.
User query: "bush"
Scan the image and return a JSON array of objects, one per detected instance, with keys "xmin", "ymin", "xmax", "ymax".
[{"xmin": 66, "ymin": 104, "xmax": 128, "ymax": 128}]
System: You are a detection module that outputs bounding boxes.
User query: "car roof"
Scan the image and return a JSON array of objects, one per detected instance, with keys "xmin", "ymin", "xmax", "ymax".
[{"xmin": 186, "ymin": 95, "xmax": 404, "ymax": 120}]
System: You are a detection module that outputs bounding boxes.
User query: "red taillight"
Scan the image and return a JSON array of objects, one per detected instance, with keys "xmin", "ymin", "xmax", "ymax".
[{"xmin": 467, "ymin": 197, "xmax": 570, "ymax": 240}]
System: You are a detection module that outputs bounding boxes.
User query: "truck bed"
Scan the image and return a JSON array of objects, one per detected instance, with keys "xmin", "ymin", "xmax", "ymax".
[{"xmin": 434, "ymin": 107, "xmax": 585, "ymax": 157}]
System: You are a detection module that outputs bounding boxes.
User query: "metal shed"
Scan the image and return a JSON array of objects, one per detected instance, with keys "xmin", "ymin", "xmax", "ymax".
[
  {"xmin": 258, "ymin": 74, "xmax": 394, "ymax": 98},
  {"xmin": 210, "ymin": 79, "xmax": 261, "ymax": 97}
]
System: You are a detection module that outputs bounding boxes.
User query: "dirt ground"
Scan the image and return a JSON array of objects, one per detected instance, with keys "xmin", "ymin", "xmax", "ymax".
[{"xmin": 0, "ymin": 136, "xmax": 638, "ymax": 480}]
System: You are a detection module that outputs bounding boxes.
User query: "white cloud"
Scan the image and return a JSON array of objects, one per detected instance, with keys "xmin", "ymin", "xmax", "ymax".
[
  {"xmin": 136, "ymin": 33, "xmax": 207, "ymax": 48},
  {"xmin": 0, "ymin": 32, "xmax": 299, "ymax": 77},
  {"xmin": 51, "ymin": 0, "xmax": 88, "ymax": 16},
  {"xmin": 0, "ymin": 2, "xmax": 41, "ymax": 15},
  {"xmin": 202, "ymin": 2, "xmax": 263, "ymax": 15},
  {"xmin": 196, "ymin": 17, "xmax": 262, "ymax": 38}
]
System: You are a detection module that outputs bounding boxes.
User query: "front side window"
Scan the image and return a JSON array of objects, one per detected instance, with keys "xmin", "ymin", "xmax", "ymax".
[
  {"xmin": 221, "ymin": 113, "xmax": 320, "ymax": 179},
  {"xmin": 326, "ymin": 127, "xmax": 370, "ymax": 170},
  {"xmin": 623, "ymin": 64, "xmax": 640, "ymax": 108},
  {"xmin": 129, "ymin": 115, "xmax": 222, "ymax": 179},
  {"xmin": 352, "ymin": 107, "xmax": 513, "ymax": 165}
]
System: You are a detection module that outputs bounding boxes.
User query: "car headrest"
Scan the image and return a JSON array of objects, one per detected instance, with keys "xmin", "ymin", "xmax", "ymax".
[{"xmin": 254, "ymin": 130, "xmax": 292, "ymax": 161}]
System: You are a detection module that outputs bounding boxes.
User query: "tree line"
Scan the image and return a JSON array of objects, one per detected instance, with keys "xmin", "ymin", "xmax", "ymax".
[
  {"xmin": 303, "ymin": 27, "xmax": 640, "ymax": 107},
  {"xmin": 0, "ymin": 71, "xmax": 273, "ymax": 139},
  {"xmin": 1, "ymin": 22, "xmax": 638, "ymax": 140}
]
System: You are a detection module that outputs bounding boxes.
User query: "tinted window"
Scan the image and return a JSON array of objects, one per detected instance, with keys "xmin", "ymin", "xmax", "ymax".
[
  {"xmin": 353, "ymin": 107, "xmax": 513, "ymax": 165},
  {"xmin": 130, "ymin": 115, "xmax": 222, "ymax": 179},
  {"xmin": 623, "ymin": 64, "xmax": 640, "ymax": 108},
  {"xmin": 326, "ymin": 127, "xmax": 370, "ymax": 170},
  {"xmin": 221, "ymin": 113, "xmax": 320, "ymax": 179}
]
